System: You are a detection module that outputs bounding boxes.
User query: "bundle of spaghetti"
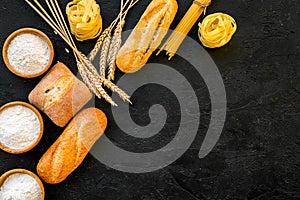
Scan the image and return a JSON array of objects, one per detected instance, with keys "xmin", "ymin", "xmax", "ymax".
[
  {"xmin": 158, "ymin": 0, "xmax": 211, "ymax": 60},
  {"xmin": 198, "ymin": 12, "xmax": 237, "ymax": 48},
  {"xmin": 66, "ymin": 0, "xmax": 102, "ymax": 41}
]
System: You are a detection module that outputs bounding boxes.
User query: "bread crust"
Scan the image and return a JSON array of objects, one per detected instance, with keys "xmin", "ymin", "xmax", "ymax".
[
  {"xmin": 116, "ymin": 0, "xmax": 178, "ymax": 73},
  {"xmin": 36, "ymin": 108, "xmax": 107, "ymax": 184},
  {"xmin": 28, "ymin": 62, "xmax": 92, "ymax": 127}
]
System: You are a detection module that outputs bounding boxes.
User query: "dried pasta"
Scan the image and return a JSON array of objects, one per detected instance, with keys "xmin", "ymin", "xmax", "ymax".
[
  {"xmin": 158, "ymin": 0, "xmax": 211, "ymax": 59},
  {"xmin": 66, "ymin": 0, "xmax": 102, "ymax": 41},
  {"xmin": 198, "ymin": 12, "xmax": 237, "ymax": 48}
]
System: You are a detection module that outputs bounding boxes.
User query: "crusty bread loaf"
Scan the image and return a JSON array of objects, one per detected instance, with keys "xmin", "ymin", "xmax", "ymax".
[
  {"xmin": 116, "ymin": 0, "xmax": 178, "ymax": 73},
  {"xmin": 37, "ymin": 108, "xmax": 107, "ymax": 184},
  {"xmin": 28, "ymin": 62, "xmax": 92, "ymax": 127}
]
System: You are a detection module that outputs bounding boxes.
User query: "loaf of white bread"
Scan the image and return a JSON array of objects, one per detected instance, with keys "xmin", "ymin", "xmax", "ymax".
[
  {"xmin": 28, "ymin": 62, "xmax": 92, "ymax": 127},
  {"xmin": 37, "ymin": 108, "xmax": 107, "ymax": 184},
  {"xmin": 116, "ymin": 0, "xmax": 178, "ymax": 73}
]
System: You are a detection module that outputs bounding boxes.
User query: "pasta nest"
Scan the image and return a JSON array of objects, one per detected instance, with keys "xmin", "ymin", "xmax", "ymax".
[
  {"xmin": 198, "ymin": 12, "xmax": 237, "ymax": 48},
  {"xmin": 66, "ymin": 0, "xmax": 102, "ymax": 41}
]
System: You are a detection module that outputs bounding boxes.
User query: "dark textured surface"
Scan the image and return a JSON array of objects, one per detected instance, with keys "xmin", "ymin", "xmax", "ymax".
[{"xmin": 0, "ymin": 0, "xmax": 300, "ymax": 199}]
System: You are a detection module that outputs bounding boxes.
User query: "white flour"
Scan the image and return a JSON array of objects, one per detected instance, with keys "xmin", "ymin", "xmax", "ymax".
[
  {"xmin": 7, "ymin": 33, "xmax": 50, "ymax": 75},
  {"xmin": 0, "ymin": 173, "xmax": 41, "ymax": 200},
  {"xmin": 0, "ymin": 105, "xmax": 40, "ymax": 150}
]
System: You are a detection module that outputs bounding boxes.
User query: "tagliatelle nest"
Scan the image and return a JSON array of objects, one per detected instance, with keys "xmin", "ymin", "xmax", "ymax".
[
  {"xmin": 66, "ymin": 0, "xmax": 102, "ymax": 41},
  {"xmin": 198, "ymin": 12, "xmax": 237, "ymax": 48}
]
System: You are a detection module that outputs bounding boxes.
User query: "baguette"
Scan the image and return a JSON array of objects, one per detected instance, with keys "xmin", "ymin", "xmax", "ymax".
[
  {"xmin": 116, "ymin": 0, "xmax": 178, "ymax": 73},
  {"xmin": 37, "ymin": 108, "xmax": 107, "ymax": 184},
  {"xmin": 28, "ymin": 62, "xmax": 92, "ymax": 127}
]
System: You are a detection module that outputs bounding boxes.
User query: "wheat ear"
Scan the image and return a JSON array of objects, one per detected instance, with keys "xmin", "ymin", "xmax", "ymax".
[
  {"xmin": 107, "ymin": 20, "xmax": 125, "ymax": 81},
  {"xmin": 101, "ymin": 78, "xmax": 131, "ymax": 104},
  {"xmin": 77, "ymin": 61, "xmax": 102, "ymax": 98},
  {"xmin": 79, "ymin": 53, "xmax": 131, "ymax": 104},
  {"xmin": 78, "ymin": 57, "xmax": 118, "ymax": 106},
  {"xmin": 99, "ymin": 35, "xmax": 111, "ymax": 77},
  {"xmin": 106, "ymin": 0, "xmax": 137, "ymax": 81},
  {"xmin": 88, "ymin": 27, "xmax": 111, "ymax": 61}
]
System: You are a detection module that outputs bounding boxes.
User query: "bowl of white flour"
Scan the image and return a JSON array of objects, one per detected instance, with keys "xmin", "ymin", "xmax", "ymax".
[
  {"xmin": 0, "ymin": 169, "xmax": 44, "ymax": 200},
  {"xmin": 2, "ymin": 28, "xmax": 54, "ymax": 78},
  {"xmin": 0, "ymin": 101, "xmax": 44, "ymax": 154}
]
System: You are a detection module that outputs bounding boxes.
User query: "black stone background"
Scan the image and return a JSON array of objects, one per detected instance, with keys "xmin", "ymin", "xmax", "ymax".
[{"xmin": 0, "ymin": 0, "xmax": 299, "ymax": 199}]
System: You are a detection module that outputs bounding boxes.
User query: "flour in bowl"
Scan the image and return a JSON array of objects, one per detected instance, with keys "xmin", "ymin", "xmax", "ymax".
[
  {"xmin": 7, "ymin": 33, "xmax": 50, "ymax": 75},
  {"xmin": 0, "ymin": 173, "xmax": 41, "ymax": 200},
  {"xmin": 0, "ymin": 105, "xmax": 40, "ymax": 150}
]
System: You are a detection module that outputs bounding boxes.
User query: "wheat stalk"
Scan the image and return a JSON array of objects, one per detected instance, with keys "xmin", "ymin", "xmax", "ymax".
[
  {"xmin": 106, "ymin": 0, "xmax": 138, "ymax": 80},
  {"xmin": 88, "ymin": 0, "xmax": 124, "ymax": 62},
  {"xmin": 25, "ymin": 0, "xmax": 131, "ymax": 106},
  {"xmin": 88, "ymin": 0, "xmax": 139, "ymax": 62}
]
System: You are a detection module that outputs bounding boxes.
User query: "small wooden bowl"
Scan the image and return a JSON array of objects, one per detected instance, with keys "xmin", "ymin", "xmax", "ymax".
[
  {"xmin": 2, "ymin": 28, "xmax": 54, "ymax": 78},
  {"xmin": 0, "ymin": 101, "xmax": 44, "ymax": 154},
  {"xmin": 0, "ymin": 169, "xmax": 45, "ymax": 200}
]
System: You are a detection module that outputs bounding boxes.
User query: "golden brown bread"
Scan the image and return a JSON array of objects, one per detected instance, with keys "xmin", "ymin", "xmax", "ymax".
[
  {"xmin": 116, "ymin": 0, "xmax": 178, "ymax": 73},
  {"xmin": 37, "ymin": 108, "xmax": 107, "ymax": 184},
  {"xmin": 28, "ymin": 62, "xmax": 92, "ymax": 127}
]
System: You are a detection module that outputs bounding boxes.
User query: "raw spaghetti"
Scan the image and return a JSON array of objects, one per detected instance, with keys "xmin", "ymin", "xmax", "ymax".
[
  {"xmin": 158, "ymin": 0, "xmax": 211, "ymax": 59},
  {"xmin": 198, "ymin": 12, "xmax": 237, "ymax": 48},
  {"xmin": 66, "ymin": 0, "xmax": 102, "ymax": 41}
]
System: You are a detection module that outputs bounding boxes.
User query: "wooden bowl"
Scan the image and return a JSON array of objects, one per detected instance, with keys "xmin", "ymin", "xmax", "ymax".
[
  {"xmin": 2, "ymin": 27, "xmax": 54, "ymax": 78},
  {"xmin": 0, "ymin": 169, "xmax": 45, "ymax": 200},
  {"xmin": 0, "ymin": 101, "xmax": 44, "ymax": 154}
]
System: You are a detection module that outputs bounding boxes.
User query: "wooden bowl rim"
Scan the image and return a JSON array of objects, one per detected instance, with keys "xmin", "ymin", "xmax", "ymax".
[
  {"xmin": 2, "ymin": 27, "xmax": 54, "ymax": 78},
  {"xmin": 0, "ymin": 101, "xmax": 44, "ymax": 154},
  {"xmin": 0, "ymin": 168, "xmax": 45, "ymax": 200}
]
